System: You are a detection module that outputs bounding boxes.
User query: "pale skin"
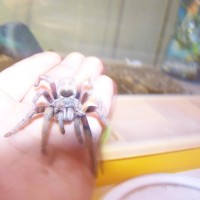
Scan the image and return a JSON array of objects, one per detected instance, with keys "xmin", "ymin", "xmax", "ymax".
[{"xmin": 0, "ymin": 52, "xmax": 114, "ymax": 200}]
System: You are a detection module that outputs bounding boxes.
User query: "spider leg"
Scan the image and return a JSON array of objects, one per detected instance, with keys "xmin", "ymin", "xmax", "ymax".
[
  {"xmin": 76, "ymin": 87, "xmax": 89, "ymax": 102},
  {"xmin": 4, "ymin": 106, "xmax": 45, "ymax": 137},
  {"xmin": 74, "ymin": 117, "xmax": 84, "ymax": 144},
  {"xmin": 41, "ymin": 106, "xmax": 54, "ymax": 154},
  {"xmin": 80, "ymin": 92, "xmax": 89, "ymax": 104},
  {"xmin": 81, "ymin": 115, "xmax": 96, "ymax": 176},
  {"xmin": 33, "ymin": 89, "xmax": 53, "ymax": 106},
  {"xmin": 57, "ymin": 111, "xmax": 65, "ymax": 134},
  {"xmin": 80, "ymin": 91, "xmax": 107, "ymax": 125},
  {"xmin": 76, "ymin": 76, "xmax": 93, "ymax": 100},
  {"xmin": 34, "ymin": 75, "xmax": 58, "ymax": 99},
  {"xmin": 86, "ymin": 106, "xmax": 108, "ymax": 127}
]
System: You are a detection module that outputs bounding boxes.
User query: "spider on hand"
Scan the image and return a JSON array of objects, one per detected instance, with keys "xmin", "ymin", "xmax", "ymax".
[{"xmin": 4, "ymin": 75, "xmax": 108, "ymax": 176}]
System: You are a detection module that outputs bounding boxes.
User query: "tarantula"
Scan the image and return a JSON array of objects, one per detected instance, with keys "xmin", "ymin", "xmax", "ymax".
[{"xmin": 5, "ymin": 75, "xmax": 108, "ymax": 175}]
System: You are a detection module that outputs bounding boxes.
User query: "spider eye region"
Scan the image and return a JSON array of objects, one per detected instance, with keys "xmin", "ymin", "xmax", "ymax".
[{"xmin": 60, "ymin": 89, "xmax": 74, "ymax": 97}]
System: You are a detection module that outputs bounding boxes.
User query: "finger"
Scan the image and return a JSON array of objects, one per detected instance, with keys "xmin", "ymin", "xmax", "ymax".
[
  {"xmin": 86, "ymin": 75, "xmax": 114, "ymax": 141},
  {"xmin": 75, "ymin": 56, "xmax": 104, "ymax": 84},
  {"xmin": 93, "ymin": 75, "xmax": 114, "ymax": 116},
  {"xmin": 47, "ymin": 52, "xmax": 85, "ymax": 78},
  {"xmin": 0, "ymin": 52, "xmax": 61, "ymax": 101},
  {"xmin": 22, "ymin": 52, "xmax": 85, "ymax": 104},
  {"xmin": 0, "ymin": 89, "xmax": 16, "ymax": 110}
]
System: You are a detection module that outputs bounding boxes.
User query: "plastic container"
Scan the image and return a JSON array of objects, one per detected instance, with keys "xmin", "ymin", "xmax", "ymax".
[
  {"xmin": 96, "ymin": 95, "xmax": 200, "ymax": 186},
  {"xmin": 102, "ymin": 173, "xmax": 200, "ymax": 200}
]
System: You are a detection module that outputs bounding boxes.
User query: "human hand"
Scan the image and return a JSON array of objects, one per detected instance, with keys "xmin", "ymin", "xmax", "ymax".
[{"xmin": 0, "ymin": 52, "xmax": 114, "ymax": 200}]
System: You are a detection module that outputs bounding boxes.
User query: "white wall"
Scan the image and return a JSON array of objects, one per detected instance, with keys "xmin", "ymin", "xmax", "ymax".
[{"xmin": 0, "ymin": 0, "xmax": 180, "ymax": 65}]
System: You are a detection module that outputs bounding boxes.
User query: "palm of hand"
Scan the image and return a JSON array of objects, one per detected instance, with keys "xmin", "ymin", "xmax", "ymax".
[{"xmin": 0, "ymin": 52, "xmax": 113, "ymax": 200}]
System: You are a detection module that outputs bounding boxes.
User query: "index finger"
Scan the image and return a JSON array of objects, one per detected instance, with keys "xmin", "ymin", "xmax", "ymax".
[{"xmin": 0, "ymin": 52, "xmax": 61, "ymax": 101}]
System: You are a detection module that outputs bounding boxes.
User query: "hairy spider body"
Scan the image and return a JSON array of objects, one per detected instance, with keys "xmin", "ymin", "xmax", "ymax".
[
  {"xmin": 5, "ymin": 75, "xmax": 107, "ymax": 176},
  {"xmin": 52, "ymin": 96, "xmax": 84, "ymax": 122}
]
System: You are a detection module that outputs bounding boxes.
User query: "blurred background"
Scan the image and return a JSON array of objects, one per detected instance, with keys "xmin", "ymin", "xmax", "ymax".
[{"xmin": 0, "ymin": 0, "xmax": 200, "ymax": 94}]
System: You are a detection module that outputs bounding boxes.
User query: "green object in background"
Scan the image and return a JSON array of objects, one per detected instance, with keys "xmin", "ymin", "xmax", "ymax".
[
  {"xmin": 162, "ymin": 0, "xmax": 200, "ymax": 80},
  {"xmin": 101, "ymin": 124, "xmax": 112, "ymax": 145}
]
